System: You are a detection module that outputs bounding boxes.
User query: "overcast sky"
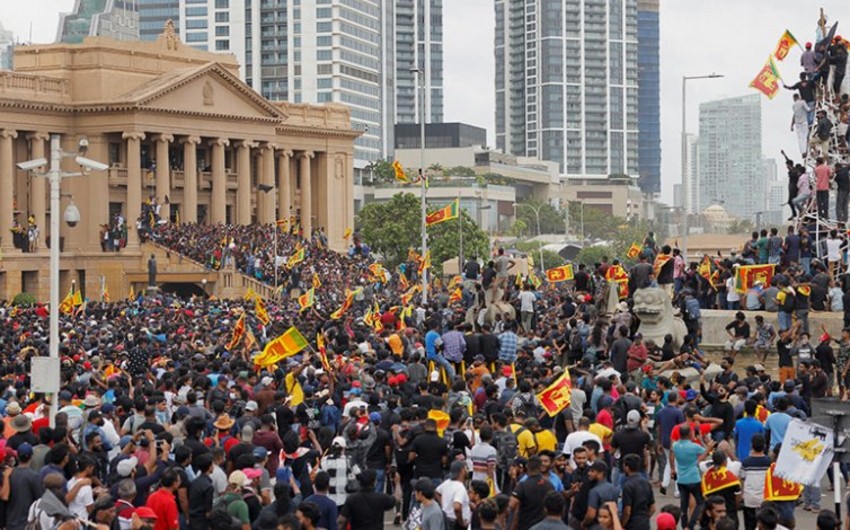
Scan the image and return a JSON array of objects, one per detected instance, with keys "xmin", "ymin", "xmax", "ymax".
[{"xmin": 2, "ymin": 1, "xmax": 846, "ymax": 205}]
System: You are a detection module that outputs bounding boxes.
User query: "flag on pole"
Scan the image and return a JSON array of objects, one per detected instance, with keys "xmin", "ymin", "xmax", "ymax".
[
  {"xmin": 734, "ymin": 264, "xmax": 775, "ymax": 294},
  {"xmin": 369, "ymin": 263, "xmax": 386, "ymax": 281},
  {"xmin": 244, "ymin": 287, "xmax": 258, "ymax": 301},
  {"xmin": 312, "ymin": 273, "xmax": 322, "ymax": 289},
  {"xmin": 545, "ymin": 264, "xmax": 574, "ymax": 283},
  {"xmin": 253, "ymin": 327, "xmax": 309, "ymax": 368},
  {"xmin": 59, "ymin": 290, "xmax": 76, "ymax": 315},
  {"xmin": 536, "ymin": 369, "xmax": 573, "ymax": 416},
  {"xmin": 227, "ymin": 313, "xmax": 247, "ymax": 350},
  {"xmin": 398, "ymin": 272, "xmax": 409, "ymax": 291},
  {"xmin": 425, "ymin": 199, "xmax": 460, "ymax": 227},
  {"xmin": 448, "ymin": 287, "xmax": 462, "ymax": 304},
  {"xmin": 417, "ymin": 251, "xmax": 431, "ymax": 274},
  {"xmin": 749, "ymin": 56, "xmax": 782, "ymax": 99},
  {"xmin": 343, "ymin": 227, "xmax": 353, "ymax": 240},
  {"xmin": 626, "ymin": 242, "xmax": 642, "ymax": 260},
  {"xmin": 773, "ymin": 29, "xmax": 799, "ymax": 60},
  {"xmin": 298, "ymin": 287, "xmax": 315, "ymax": 313},
  {"xmin": 255, "ymin": 297, "xmax": 270, "ymax": 326},
  {"xmin": 330, "ymin": 288, "xmax": 360, "ymax": 320},
  {"xmin": 317, "ymin": 333, "xmax": 331, "ymax": 372},
  {"xmin": 392, "ymin": 160, "xmax": 409, "ymax": 183},
  {"xmin": 101, "ymin": 277, "xmax": 110, "ymax": 302},
  {"xmin": 287, "ymin": 248, "xmax": 305, "ymax": 269},
  {"xmin": 448, "ymin": 275, "xmax": 462, "ymax": 290},
  {"xmin": 128, "ymin": 284, "xmax": 135, "ymax": 301}
]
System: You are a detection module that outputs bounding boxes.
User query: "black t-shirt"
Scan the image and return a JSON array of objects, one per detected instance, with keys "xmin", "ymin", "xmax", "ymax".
[
  {"xmin": 187, "ymin": 474, "xmax": 214, "ymax": 530},
  {"xmin": 479, "ymin": 334, "xmax": 500, "ymax": 363},
  {"xmin": 725, "ymin": 321, "xmax": 750, "ymax": 339},
  {"xmin": 512, "ymin": 473, "xmax": 554, "ymax": 530},
  {"xmin": 340, "ymin": 490, "xmax": 396, "ymax": 530},
  {"xmin": 837, "ymin": 166, "xmax": 850, "ymax": 191},
  {"xmin": 621, "ymin": 474, "xmax": 655, "ymax": 530},
  {"xmin": 464, "ymin": 334, "xmax": 481, "ymax": 361},
  {"xmin": 410, "ymin": 432, "xmax": 448, "ymax": 479},
  {"xmin": 366, "ymin": 427, "xmax": 392, "ymax": 468},
  {"xmin": 791, "ymin": 80, "xmax": 815, "ymax": 102},
  {"xmin": 777, "ymin": 339, "xmax": 794, "ymax": 368},
  {"xmin": 611, "ymin": 428, "xmax": 651, "ymax": 470},
  {"xmin": 482, "ymin": 268, "xmax": 496, "ymax": 288},
  {"xmin": 464, "ymin": 260, "xmax": 481, "ymax": 279},
  {"xmin": 574, "ymin": 271, "xmax": 590, "ymax": 292},
  {"xmin": 610, "ymin": 338, "xmax": 632, "ymax": 373},
  {"xmin": 811, "ymin": 284, "xmax": 828, "ymax": 311},
  {"xmin": 816, "ymin": 343, "xmax": 836, "ymax": 373}
]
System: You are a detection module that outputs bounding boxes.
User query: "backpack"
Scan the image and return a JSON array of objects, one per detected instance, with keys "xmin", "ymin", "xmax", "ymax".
[
  {"xmin": 511, "ymin": 393, "xmax": 538, "ymax": 420},
  {"xmin": 569, "ymin": 328, "xmax": 583, "ymax": 352},
  {"xmin": 25, "ymin": 502, "xmax": 43, "ymax": 530},
  {"xmin": 494, "ymin": 428, "xmax": 519, "ymax": 469}
]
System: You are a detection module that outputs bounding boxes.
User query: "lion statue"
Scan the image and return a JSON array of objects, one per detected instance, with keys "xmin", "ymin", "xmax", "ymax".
[{"xmin": 633, "ymin": 287, "xmax": 688, "ymax": 349}]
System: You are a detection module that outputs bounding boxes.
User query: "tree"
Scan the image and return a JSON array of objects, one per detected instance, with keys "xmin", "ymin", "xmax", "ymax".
[
  {"xmin": 364, "ymin": 159, "xmax": 396, "ymax": 183},
  {"xmin": 514, "ymin": 199, "xmax": 564, "ymax": 235},
  {"xmin": 509, "ymin": 218, "xmax": 528, "ymax": 238},
  {"xmin": 442, "ymin": 166, "xmax": 476, "ymax": 177},
  {"xmin": 727, "ymin": 219, "xmax": 755, "ymax": 235},
  {"xmin": 357, "ymin": 193, "xmax": 489, "ymax": 271},
  {"xmin": 575, "ymin": 244, "xmax": 614, "ymax": 267}
]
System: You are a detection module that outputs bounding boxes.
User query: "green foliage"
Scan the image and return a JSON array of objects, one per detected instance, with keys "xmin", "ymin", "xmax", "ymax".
[
  {"xmin": 575, "ymin": 245, "xmax": 614, "ymax": 267},
  {"xmin": 442, "ymin": 166, "xmax": 476, "ymax": 177},
  {"xmin": 12, "ymin": 292, "xmax": 36, "ymax": 306},
  {"xmin": 509, "ymin": 219, "xmax": 528, "ymax": 237},
  {"xmin": 365, "ymin": 159, "xmax": 397, "ymax": 183},
  {"xmin": 514, "ymin": 199, "xmax": 564, "ymax": 235},
  {"xmin": 539, "ymin": 250, "xmax": 566, "ymax": 269},
  {"xmin": 358, "ymin": 193, "xmax": 489, "ymax": 271}
]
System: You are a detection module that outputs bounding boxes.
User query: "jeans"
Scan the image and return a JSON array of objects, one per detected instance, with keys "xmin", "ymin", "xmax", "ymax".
[
  {"xmin": 521, "ymin": 310, "xmax": 533, "ymax": 331},
  {"xmin": 429, "ymin": 354, "xmax": 457, "ymax": 381},
  {"xmin": 674, "ymin": 277, "xmax": 684, "ymax": 295},
  {"xmin": 374, "ymin": 468, "xmax": 386, "ymax": 493},
  {"xmin": 801, "ymin": 257, "xmax": 812, "ymax": 274},
  {"xmin": 803, "ymin": 484, "xmax": 821, "ymax": 508},
  {"xmin": 778, "ymin": 311, "xmax": 792, "ymax": 331},
  {"xmin": 796, "ymin": 309, "xmax": 810, "ymax": 334},
  {"xmin": 838, "ymin": 187, "xmax": 850, "ymax": 222},
  {"xmin": 807, "ymin": 102, "xmax": 815, "ymax": 126},
  {"xmin": 768, "ymin": 255, "xmax": 781, "ymax": 265},
  {"xmin": 817, "ymin": 189, "xmax": 830, "ymax": 219},
  {"xmin": 793, "ymin": 193, "xmax": 811, "ymax": 213},
  {"xmin": 678, "ymin": 482, "xmax": 703, "ymax": 530}
]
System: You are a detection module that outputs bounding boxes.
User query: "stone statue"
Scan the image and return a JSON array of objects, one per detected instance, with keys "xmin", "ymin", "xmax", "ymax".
[
  {"xmin": 633, "ymin": 287, "xmax": 688, "ymax": 349},
  {"xmin": 203, "ymin": 80, "xmax": 214, "ymax": 106},
  {"xmin": 148, "ymin": 254, "xmax": 157, "ymax": 286}
]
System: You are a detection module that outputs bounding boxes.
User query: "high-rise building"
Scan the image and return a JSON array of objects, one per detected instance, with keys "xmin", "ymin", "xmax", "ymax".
[
  {"xmin": 495, "ymin": 0, "xmax": 640, "ymax": 178},
  {"xmin": 134, "ymin": 0, "xmax": 443, "ymax": 166},
  {"xmin": 57, "ymin": 0, "xmax": 140, "ymax": 43},
  {"xmin": 697, "ymin": 94, "xmax": 764, "ymax": 219},
  {"xmin": 686, "ymin": 134, "xmax": 699, "ymax": 214},
  {"xmin": 637, "ymin": 0, "xmax": 660, "ymax": 193},
  {"xmin": 0, "ymin": 22, "xmax": 14, "ymax": 70}
]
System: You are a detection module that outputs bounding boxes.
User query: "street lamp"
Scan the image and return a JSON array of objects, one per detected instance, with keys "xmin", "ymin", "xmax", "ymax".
[
  {"xmin": 682, "ymin": 73, "xmax": 724, "ymax": 260},
  {"xmin": 17, "ymin": 134, "xmax": 107, "ymax": 428},
  {"xmin": 411, "ymin": 65, "xmax": 428, "ymax": 304},
  {"xmin": 513, "ymin": 203, "xmax": 545, "ymax": 273}
]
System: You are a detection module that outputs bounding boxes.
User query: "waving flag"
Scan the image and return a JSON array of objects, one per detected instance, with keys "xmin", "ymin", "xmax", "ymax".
[
  {"xmin": 545, "ymin": 264, "xmax": 574, "ymax": 283},
  {"xmin": 425, "ymin": 199, "xmax": 460, "ymax": 227},
  {"xmin": 734, "ymin": 264, "xmax": 775, "ymax": 294},
  {"xmin": 343, "ymin": 227, "xmax": 353, "ymax": 240},
  {"xmin": 317, "ymin": 332, "xmax": 331, "ymax": 372},
  {"xmin": 227, "ymin": 313, "xmax": 247, "ymax": 350},
  {"xmin": 255, "ymin": 297, "xmax": 270, "ymax": 326},
  {"xmin": 253, "ymin": 327, "xmax": 309, "ymax": 368},
  {"xmin": 298, "ymin": 287, "xmax": 315, "ymax": 313},
  {"xmin": 750, "ymin": 56, "xmax": 782, "ymax": 99},
  {"xmin": 393, "ymin": 160, "xmax": 409, "ymax": 183},
  {"xmin": 764, "ymin": 463, "xmax": 802, "ymax": 501},
  {"xmin": 448, "ymin": 275, "xmax": 462, "ymax": 290},
  {"xmin": 606, "ymin": 264, "xmax": 630, "ymax": 299},
  {"xmin": 698, "ymin": 256, "xmax": 721, "ymax": 287},
  {"xmin": 773, "ymin": 29, "xmax": 799, "ymax": 60},
  {"xmin": 244, "ymin": 287, "xmax": 258, "ymax": 301},
  {"xmin": 128, "ymin": 284, "xmax": 135, "ymax": 301},
  {"xmin": 312, "ymin": 273, "xmax": 322, "ymax": 289},
  {"xmin": 626, "ymin": 242, "xmax": 642, "ymax": 260},
  {"xmin": 653, "ymin": 253, "xmax": 672, "ymax": 277},
  {"xmin": 448, "ymin": 287, "xmax": 463, "ymax": 304},
  {"xmin": 398, "ymin": 272, "xmax": 409, "ymax": 291},
  {"xmin": 287, "ymin": 248, "xmax": 305, "ymax": 269},
  {"xmin": 417, "ymin": 251, "xmax": 431, "ymax": 274},
  {"xmin": 702, "ymin": 465, "xmax": 742, "ymax": 495},
  {"xmin": 330, "ymin": 288, "xmax": 360, "ymax": 320},
  {"xmin": 536, "ymin": 369, "xmax": 572, "ymax": 416}
]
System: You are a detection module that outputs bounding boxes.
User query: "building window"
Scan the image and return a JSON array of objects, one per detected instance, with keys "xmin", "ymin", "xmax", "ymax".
[
  {"xmin": 317, "ymin": 7, "xmax": 332, "ymax": 18},
  {"xmin": 215, "ymin": 40, "xmax": 230, "ymax": 50},
  {"xmin": 215, "ymin": 26, "xmax": 229, "ymax": 37},
  {"xmin": 317, "ymin": 49, "xmax": 332, "ymax": 60},
  {"xmin": 185, "ymin": 6, "xmax": 207, "ymax": 16},
  {"xmin": 215, "ymin": 12, "xmax": 229, "ymax": 22},
  {"xmin": 215, "ymin": 0, "xmax": 229, "ymax": 8},
  {"xmin": 185, "ymin": 32, "xmax": 207, "ymax": 42}
]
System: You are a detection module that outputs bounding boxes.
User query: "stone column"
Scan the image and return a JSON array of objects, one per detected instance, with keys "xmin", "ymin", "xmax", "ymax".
[
  {"xmin": 27, "ymin": 132, "xmax": 49, "ymax": 244},
  {"xmin": 299, "ymin": 151, "xmax": 314, "ymax": 237},
  {"xmin": 210, "ymin": 138, "xmax": 229, "ymax": 224},
  {"xmin": 236, "ymin": 140, "xmax": 256, "ymax": 224},
  {"xmin": 260, "ymin": 144, "xmax": 277, "ymax": 225},
  {"xmin": 278, "ymin": 150, "xmax": 293, "ymax": 221},
  {"xmin": 0, "ymin": 130, "xmax": 16, "ymax": 252},
  {"xmin": 122, "ymin": 132, "xmax": 146, "ymax": 250},
  {"xmin": 154, "ymin": 134, "xmax": 174, "ymax": 220},
  {"xmin": 181, "ymin": 136, "xmax": 201, "ymax": 223}
]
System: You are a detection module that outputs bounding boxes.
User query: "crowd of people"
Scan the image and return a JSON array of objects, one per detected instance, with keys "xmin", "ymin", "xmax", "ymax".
[{"xmin": 0, "ymin": 219, "xmax": 847, "ymax": 530}]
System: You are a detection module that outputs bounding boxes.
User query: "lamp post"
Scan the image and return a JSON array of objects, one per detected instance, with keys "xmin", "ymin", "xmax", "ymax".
[
  {"xmin": 17, "ymin": 134, "xmax": 107, "ymax": 428},
  {"xmin": 411, "ymin": 65, "xmax": 428, "ymax": 304},
  {"xmin": 682, "ymin": 73, "xmax": 724, "ymax": 260},
  {"xmin": 513, "ymin": 203, "xmax": 545, "ymax": 273}
]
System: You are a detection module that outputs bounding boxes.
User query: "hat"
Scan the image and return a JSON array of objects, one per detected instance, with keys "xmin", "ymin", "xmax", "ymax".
[
  {"xmin": 135, "ymin": 507, "xmax": 159, "ymax": 520},
  {"xmin": 10, "ymin": 414, "xmax": 31, "ymax": 433},
  {"xmin": 245, "ymin": 401, "xmax": 258, "ymax": 412},
  {"xmin": 430, "ymin": 370, "xmax": 440, "ymax": 382},
  {"xmin": 473, "ymin": 354, "xmax": 485, "ymax": 363},
  {"xmin": 253, "ymin": 447, "xmax": 270, "ymax": 460},
  {"xmin": 101, "ymin": 403, "xmax": 116, "ymax": 414},
  {"xmin": 5, "ymin": 402, "xmax": 21, "ymax": 415},
  {"xmin": 369, "ymin": 412, "xmax": 382, "ymax": 424},
  {"xmin": 242, "ymin": 468, "xmax": 263, "ymax": 480},
  {"xmin": 617, "ymin": 301, "xmax": 629, "ymax": 312},
  {"xmin": 821, "ymin": 333, "xmax": 831, "ymax": 343},
  {"xmin": 501, "ymin": 365, "xmax": 513, "ymax": 377},
  {"xmin": 260, "ymin": 376, "xmax": 274, "ymax": 387},
  {"xmin": 58, "ymin": 390, "xmax": 72, "ymax": 401},
  {"xmin": 88, "ymin": 410, "xmax": 102, "ymax": 422},
  {"xmin": 627, "ymin": 410, "xmax": 641, "ymax": 427},
  {"xmin": 16, "ymin": 442, "xmax": 33, "ymax": 458},
  {"xmin": 116, "ymin": 457, "xmax": 138, "ymax": 477},
  {"xmin": 685, "ymin": 389, "xmax": 698, "ymax": 401},
  {"xmin": 119, "ymin": 435, "xmax": 135, "ymax": 449},
  {"xmin": 656, "ymin": 513, "xmax": 676, "ymax": 530},
  {"xmin": 228, "ymin": 470, "xmax": 248, "ymax": 487},
  {"xmin": 753, "ymin": 363, "xmax": 766, "ymax": 372},
  {"xmin": 213, "ymin": 414, "xmax": 235, "ymax": 430},
  {"xmin": 806, "ymin": 42, "xmax": 813, "ymax": 48},
  {"xmin": 83, "ymin": 395, "xmax": 101, "ymax": 408},
  {"xmin": 332, "ymin": 436, "xmax": 347, "ymax": 449}
]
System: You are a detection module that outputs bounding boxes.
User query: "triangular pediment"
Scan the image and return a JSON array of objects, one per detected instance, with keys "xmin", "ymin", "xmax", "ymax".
[{"xmin": 118, "ymin": 63, "xmax": 282, "ymax": 120}]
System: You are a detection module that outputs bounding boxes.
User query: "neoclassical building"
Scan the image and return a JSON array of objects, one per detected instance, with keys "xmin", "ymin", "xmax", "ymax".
[{"xmin": 0, "ymin": 25, "xmax": 358, "ymax": 300}]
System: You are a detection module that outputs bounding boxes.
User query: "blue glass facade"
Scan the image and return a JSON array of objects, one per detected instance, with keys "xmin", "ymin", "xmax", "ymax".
[{"xmin": 637, "ymin": 5, "xmax": 660, "ymax": 193}]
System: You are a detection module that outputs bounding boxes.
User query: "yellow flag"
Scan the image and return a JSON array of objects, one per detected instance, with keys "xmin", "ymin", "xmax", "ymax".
[
  {"xmin": 59, "ymin": 291, "xmax": 75, "ymax": 315},
  {"xmin": 253, "ymin": 327, "xmax": 309, "ymax": 367},
  {"xmin": 128, "ymin": 284, "xmax": 135, "ymax": 301},
  {"xmin": 255, "ymin": 297, "xmax": 270, "ymax": 326},
  {"xmin": 244, "ymin": 287, "xmax": 258, "ymax": 301},
  {"xmin": 312, "ymin": 273, "xmax": 322, "ymax": 289}
]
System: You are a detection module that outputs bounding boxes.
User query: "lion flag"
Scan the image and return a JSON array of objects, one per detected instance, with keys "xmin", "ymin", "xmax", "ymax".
[
  {"xmin": 255, "ymin": 297, "xmax": 270, "ymax": 326},
  {"xmin": 774, "ymin": 29, "xmax": 799, "ymax": 61},
  {"xmin": 227, "ymin": 313, "xmax": 247, "ymax": 351},
  {"xmin": 764, "ymin": 463, "xmax": 803, "ymax": 501},
  {"xmin": 734, "ymin": 264, "xmax": 775, "ymax": 294},
  {"xmin": 701, "ymin": 465, "xmax": 741, "ymax": 496},
  {"xmin": 626, "ymin": 243, "xmax": 642, "ymax": 260},
  {"xmin": 545, "ymin": 264, "xmax": 574, "ymax": 283},
  {"xmin": 425, "ymin": 199, "xmax": 460, "ymax": 227},
  {"xmin": 536, "ymin": 369, "xmax": 572, "ymax": 417},
  {"xmin": 750, "ymin": 56, "xmax": 782, "ymax": 99},
  {"xmin": 392, "ymin": 160, "xmax": 408, "ymax": 183},
  {"xmin": 298, "ymin": 288, "xmax": 315, "ymax": 313},
  {"xmin": 253, "ymin": 326, "xmax": 309, "ymax": 368}
]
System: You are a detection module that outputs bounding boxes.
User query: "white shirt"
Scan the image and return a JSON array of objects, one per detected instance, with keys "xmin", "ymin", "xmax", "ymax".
[
  {"xmin": 436, "ymin": 479, "xmax": 471, "ymax": 524},
  {"xmin": 519, "ymin": 291, "xmax": 536, "ymax": 312},
  {"xmin": 792, "ymin": 100, "xmax": 809, "ymax": 125},
  {"xmin": 827, "ymin": 238, "xmax": 842, "ymax": 261},
  {"xmin": 565, "ymin": 430, "xmax": 603, "ymax": 467},
  {"xmin": 67, "ymin": 476, "xmax": 94, "ymax": 520},
  {"xmin": 726, "ymin": 277, "xmax": 740, "ymax": 302}
]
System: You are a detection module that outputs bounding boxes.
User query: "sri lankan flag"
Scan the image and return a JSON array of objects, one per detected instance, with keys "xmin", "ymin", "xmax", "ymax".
[
  {"xmin": 244, "ymin": 287, "xmax": 259, "ymax": 301},
  {"xmin": 298, "ymin": 287, "xmax": 315, "ymax": 313},
  {"xmin": 401, "ymin": 285, "xmax": 421, "ymax": 306},
  {"xmin": 287, "ymin": 248, "xmax": 305, "ymax": 269},
  {"xmin": 546, "ymin": 264, "xmax": 574, "ymax": 283},
  {"xmin": 59, "ymin": 288, "xmax": 78, "ymax": 315},
  {"xmin": 653, "ymin": 253, "xmax": 672, "ymax": 277},
  {"xmin": 750, "ymin": 56, "xmax": 782, "ymax": 99},
  {"xmin": 698, "ymin": 256, "xmax": 720, "ymax": 288},
  {"xmin": 425, "ymin": 199, "xmax": 460, "ymax": 227},
  {"xmin": 398, "ymin": 272, "xmax": 409, "ymax": 291},
  {"xmin": 227, "ymin": 313, "xmax": 247, "ymax": 350},
  {"xmin": 764, "ymin": 463, "xmax": 802, "ymax": 501},
  {"xmin": 448, "ymin": 287, "xmax": 462, "ymax": 304},
  {"xmin": 369, "ymin": 263, "xmax": 386, "ymax": 281},
  {"xmin": 392, "ymin": 160, "xmax": 409, "ymax": 183},
  {"xmin": 128, "ymin": 284, "xmax": 135, "ymax": 301},
  {"xmin": 276, "ymin": 218, "xmax": 288, "ymax": 231},
  {"xmin": 773, "ymin": 29, "xmax": 799, "ymax": 61},
  {"xmin": 417, "ymin": 251, "xmax": 431, "ymax": 274},
  {"xmin": 606, "ymin": 264, "xmax": 630, "ymax": 299},
  {"xmin": 701, "ymin": 465, "xmax": 741, "ymax": 496},
  {"xmin": 317, "ymin": 333, "xmax": 331, "ymax": 372},
  {"xmin": 343, "ymin": 227, "xmax": 353, "ymax": 240},
  {"xmin": 448, "ymin": 275, "xmax": 462, "ymax": 290},
  {"xmin": 536, "ymin": 369, "xmax": 572, "ymax": 416},
  {"xmin": 626, "ymin": 242, "xmax": 642, "ymax": 260},
  {"xmin": 330, "ymin": 288, "xmax": 360, "ymax": 320},
  {"xmin": 255, "ymin": 297, "xmax": 270, "ymax": 326},
  {"xmin": 734, "ymin": 264, "xmax": 775, "ymax": 294},
  {"xmin": 312, "ymin": 273, "xmax": 322, "ymax": 289},
  {"xmin": 529, "ymin": 273, "xmax": 542, "ymax": 289},
  {"xmin": 253, "ymin": 327, "xmax": 309, "ymax": 368}
]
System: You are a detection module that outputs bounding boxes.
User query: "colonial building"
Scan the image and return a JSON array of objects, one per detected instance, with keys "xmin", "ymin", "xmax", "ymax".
[{"xmin": 0, "ymin": 24, "xmax": 358, "ymax": 301}]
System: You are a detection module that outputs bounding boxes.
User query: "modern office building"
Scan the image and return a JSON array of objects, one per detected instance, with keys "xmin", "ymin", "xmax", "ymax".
[
  {"xmin": 138, "ymin": 0, "xmax": 180, "ymax": 41},
  {"xmin": 637, "ymin": 0, "xmax": 660, "ymax": 193},
  {"xmin": 494, "ymin": 0, "xmax": 640, "ymax": 178},
  {"xmin": 697, "ymin": 94, "xmax": 764, "ymax": 219},
  {"xmin": 57, "ymin": 0, "xmax": 140, "ymax": 43},
  {"xmin": 394, "ymin": 122, "xmax": 486, "ymax": 150},
  {"xmin": 0, "ymin": 22, "xmax": 13, "ymax": 70}
]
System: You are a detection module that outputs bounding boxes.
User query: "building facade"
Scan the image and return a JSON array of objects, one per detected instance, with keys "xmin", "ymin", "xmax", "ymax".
[
  {"xmin": 0, "ymin": 22, "xmax": 13, "ymax": 70},
  {"xmin": 58, "ymin": 0, "xmax": 141, "ymax": 43},
  {"xmin": 495, "ymin": 0, "xmax": 639, "ymax": 178},
  {"xmin": 0, "ymin": 30, "xmax": 357, "ymax": 300},
  {"xmin": 636, "ymin": 0, "xmax": 660, "ymax": 193},
  {"xmin": 697, "ymin": 94, "xmax": 764, "ymax": 219}
]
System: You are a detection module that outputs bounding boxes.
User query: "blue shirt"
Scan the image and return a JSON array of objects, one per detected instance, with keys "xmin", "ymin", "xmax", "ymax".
[
  {"xmin": 518, "ymin": 471, "xmax": 564, "ymax": 492},
  {"xmin": 656, "ymin": 405, "xmax": 685, "ymax": 449},
  {"xmin": 303, "ymin": 493, "xmax": 339, "ymax": 530},
  {"xmin": 425, "ymin": 330, "xmax": 441, "ymax": 359},
  {"xmin": 498, "ymin": 332, "xmax": 519, "ymax": 363},
  {"xmin": 734, "ymin": 417, "xmax": 765, "ymax": 462},
  {"xmin": 765, "ymin": 412, "xmax": 793, "ymax": 450},
  {"xmin": 672, "ymin": 440, "xmax": 705, "ymax": 485}
]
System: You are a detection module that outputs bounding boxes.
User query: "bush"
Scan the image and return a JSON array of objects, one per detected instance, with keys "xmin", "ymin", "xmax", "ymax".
[{"xmin": 11, "ymin": 292, "xmax": 37, "ymax": 306}]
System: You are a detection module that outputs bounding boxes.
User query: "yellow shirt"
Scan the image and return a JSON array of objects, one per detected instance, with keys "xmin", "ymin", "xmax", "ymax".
[
  {"xmin": 387, "ymin": 334, "xmax": 404, "ymax": 356},
  {"xmin": 534, "ymin": 429, "xmax": 557, "ymax": 453},
  {"xmin": 284, "ymin": 373, "xmax": 304, "ymax": 407},
  {"xmin": 510, "ymin": 423, "xmax": 538, "ymax": 457},
  {"xmin": 588, "ymin": 423, "xmax": 613, "ymax": 443}
]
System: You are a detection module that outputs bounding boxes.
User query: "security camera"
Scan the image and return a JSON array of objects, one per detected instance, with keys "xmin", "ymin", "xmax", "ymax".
[
  {"xmin": 75, "ymin": 156, "xmax": 109, "ymax": 172},
  {"xmin": 64, "ymin": 202, "xmax": 81, "ymax": 228},
  {"xmin": 78, "ymin": 137, "xmax": 89, "ymax": 154},
  {"xmin": 16, "ymin": 158, "xmax": 47, "ymax": 171}
]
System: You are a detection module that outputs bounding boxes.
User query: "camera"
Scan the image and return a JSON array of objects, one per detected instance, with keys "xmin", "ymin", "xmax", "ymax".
[{"xmin": 64, "ymin": 202, "xmax": 81, "ymax": 228}]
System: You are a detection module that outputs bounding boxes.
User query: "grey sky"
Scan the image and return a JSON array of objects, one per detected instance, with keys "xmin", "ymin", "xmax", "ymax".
[{"xmin": 3, "ymin": 1, "xmax": 846, "ymax": 205}]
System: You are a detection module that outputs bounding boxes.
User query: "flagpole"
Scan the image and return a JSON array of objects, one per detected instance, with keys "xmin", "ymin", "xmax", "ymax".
[
  {"xmin": 274, "ymin": 225, "xmax": 278, "ymax": 297},
  {"xmin": 413, "ymin": 65, "xmax": 428, "ymax": 305},
  {"xmin": 458, "ymin": 194, "xmax": 463, "ymax": 278}
]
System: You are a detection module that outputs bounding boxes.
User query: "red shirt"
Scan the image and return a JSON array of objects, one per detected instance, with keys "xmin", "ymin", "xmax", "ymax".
[
  {"xmin": 815, "ymin": 164, "xmax": 833, "ymax": 191},
  {"xmin": 670, "ymin": 422, "xmax": 713, "ymax": 444},
  {"xmin": 146, "ymin": 488, "xmax": 179, "ymax": 530}
]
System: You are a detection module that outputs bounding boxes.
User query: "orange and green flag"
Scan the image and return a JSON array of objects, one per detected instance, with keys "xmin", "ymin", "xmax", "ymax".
[
  {"xmin": 545, "ymin": 264, "xmax": 574, "ymax": 283},
  {"xmin": 312, "ymin": 273, "xmax": 322, "ymax": 289},
  {"xmin": 425, "ymin": 199, "xmax": 460, "ymax": 227},
  {"xmin": 255, "ymin": 296, "xmax": 270, "ymax": 326},
  {"xmin": 417, "ymin": 251, "xmax": 431, "ymax": 274},
  {"xmin": 298, "ymin": 287, "xmax": 315, "ymax": 313},
  {"xmin": 773, "ymin": 29, "xmax": 799, "ymax": 61},
  {"xmin": 750, "ymin": 56, "xmax": 782, "ymax": 99},
  {"xmin": 392, "ymin": 160, "xmax": 409, "ymax": 183},
  {"xmin": 253, "ymin": 326, "xmax": 309, "ymax": 367},
  {"xmin": 734, "ymin": 264, "xmax": 775, "ymax": 294},
  {"xmin": 287, "ymin": 248, "xmax": 305, "ymax": 269},
  {"xmin": 227, "ymin": 313, "xmax": 247, "ymax": 351}
]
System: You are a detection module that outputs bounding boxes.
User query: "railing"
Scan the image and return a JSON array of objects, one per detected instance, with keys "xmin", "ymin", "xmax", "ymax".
[
  {"xmin": 0, "ymin": 72, "xmax": 70, "ymax": 100},
  {"xmin": 108, "ymin": 167, "xmax": 128, "ymax": 186}
]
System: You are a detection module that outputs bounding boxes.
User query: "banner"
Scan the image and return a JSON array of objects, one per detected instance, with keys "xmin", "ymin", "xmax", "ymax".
[
  {"xmin": 545, "ymin": 264, "xmax": 574, "ymax": 283},
  {"xmin": 773, "ymin": 418, "xmax": 834, "ymax": 487},
  {"xmin": 749, "ymin": 56, "xmax": 782, "ymax": 99},
  {"xmin": 426, "ymin": 199, "xmax": 460, "ymax": 227},
  {"xmin": 773, "ymin": 29, "xmax": 799, "ymax": 60},
  {"xmin": 734, "ymin": 264, "xmax": 775, "ymax": 294},
  {"xmin": 536, "ymin": 370, "xmax": 572, "ymax": 416},
  {"xmin": 253, "ymin": 327, "xmax": 309, "ymax": 367}
]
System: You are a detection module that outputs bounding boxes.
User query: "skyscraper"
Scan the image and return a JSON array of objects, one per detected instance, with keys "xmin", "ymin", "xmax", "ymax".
[
  {"xmin": 138, "ymin": 0, "xmax": 179, "ymax": 41},
  {"xmin": 495, "ymin": 0, "xmax": 640, "ymax": 178},
  {"xmin": 57, "ymin": 0, "xmax": 140, "ymax": 43},
  {"xmin": 697, "ymin": 94, "xmax": 764, "ymax": 219},
  {"xmin": 637, "ymin": 0, "xmax": 660, "ymax": 193},
  {"xmin": 0, "ymin": 22, "xmax": 14, "ymax": 70}
]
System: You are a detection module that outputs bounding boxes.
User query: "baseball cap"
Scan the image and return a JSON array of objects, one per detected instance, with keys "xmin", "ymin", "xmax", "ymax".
[
  {"xmin": 16, "ymin": 443, "xmax": 33, "ymax": 458},
  {"xmin": 228, "ymin": 470, "xmax": 248, "ymax": 487},
  {"xmin": 332, "ymin": 436, "xmax": 347, "ymax": 448},
  {"xmin": 656, "ymin": 512, "xmax": 677, "ymax": 530},
  {"xmin": 626, "ymin": 410, "xmax": 641, "ymax": 427},
  {"xmin": 116, "ymin": 457, "xmax": 138, "ymax": 477},
  {"xmin": 245, "ymin": 401, "xmax": 258, "ymax": 412}
]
